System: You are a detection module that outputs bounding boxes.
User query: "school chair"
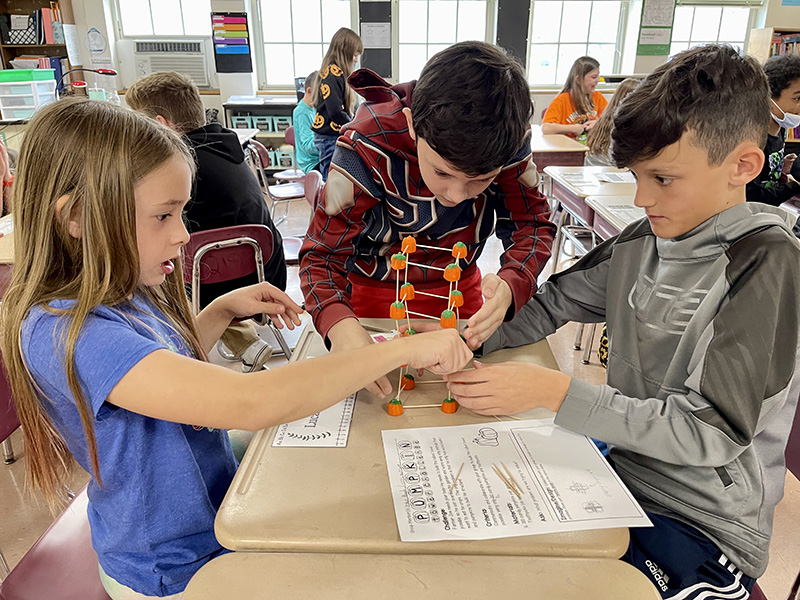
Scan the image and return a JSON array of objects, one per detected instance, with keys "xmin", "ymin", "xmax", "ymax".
[
  {"xmin": 304, "ymin": 169, "xmax": 323, "ymax": 215},
  {"xmin": 0, "ymin": 351, "xmax": 20, "ymax": 468},
  {"xmin": 0, "ymin": 485, "xmax": 112, "ymax": 599},
  {"xmin": 246, "ymin": 139, "xmax": 305, "ymax": 227},
  {"xmin": 182, "ymin": 224, "xmax": 293, "ymax": 359},
  {"xmin": 273, "ymin": 126, "xmax": 306, "ymax": 184}
]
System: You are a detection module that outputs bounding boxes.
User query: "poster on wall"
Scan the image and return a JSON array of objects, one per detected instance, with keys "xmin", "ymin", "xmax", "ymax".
[
  {"xmin": 636, "ymin": 0, "xmax": 676, "ymax": 56},
  {"xmin": 211, "ymin": 12, "xmax": 252, "ymax": 73}
]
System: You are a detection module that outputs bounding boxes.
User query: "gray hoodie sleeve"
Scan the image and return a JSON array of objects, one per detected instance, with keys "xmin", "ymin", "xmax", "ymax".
[
  {"xmin": 555, "ymin": 227, "xmax": 800, "ymax": 467},
  {"xmin": 482, "ymin": 235, "xmax": 614, "ymax": 355}
]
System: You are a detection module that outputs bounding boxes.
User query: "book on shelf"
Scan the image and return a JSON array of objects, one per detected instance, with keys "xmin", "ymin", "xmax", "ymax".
[{"xmin": 771, "ymin": 33, "xmax": 800, "ymax": 57}]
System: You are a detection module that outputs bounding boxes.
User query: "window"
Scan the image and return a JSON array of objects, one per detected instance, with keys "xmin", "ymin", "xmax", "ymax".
[
  {"xmin": 398, "ymin": 0, "xmax": 491, "ymax": 82},
  {"xmin": 116, "ymin": 0, "xmax": 212, "ymax": 37},
  {"xmin": 668, "ymin": 5, "xmax": 752, "ymax": 56},
  {"xmin": 256, "ymin": 0, "xmax": 352, "ymax": 87},
  {"xmin": 527, "ymin": 0, "xmax": 624, "ymax": 86}
]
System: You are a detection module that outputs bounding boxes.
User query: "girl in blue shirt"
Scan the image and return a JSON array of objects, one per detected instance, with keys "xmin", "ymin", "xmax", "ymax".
[{"xmin": 0, "ymin": 99, "xmax": 471, "ymax": 599}]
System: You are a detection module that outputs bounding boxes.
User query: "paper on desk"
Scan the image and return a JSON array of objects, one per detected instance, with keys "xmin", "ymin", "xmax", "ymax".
[
  {"xmin": 0, "ymin": 217, "xmax": 13, "ymax": 236},
  {"xmin": 382, "ymin": 419, "xmax": 651, "ymax": 542},
  {"xmin": 595, "ymin": 171, "xmax": 636, "ymax": 183},
  {"xmin": 272, "ymin": 393, "xmax": 356, "ymax": 448}
]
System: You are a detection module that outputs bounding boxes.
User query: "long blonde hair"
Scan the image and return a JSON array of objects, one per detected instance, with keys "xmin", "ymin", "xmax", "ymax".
[
  {"xmin": 587, "ymin": 78, "xmax": 640, "ymax": 157},
  {"xmin": 312, "ymin": 27, "xmax": 363, "ymax": 115},
  {"xmin": 562, "ymin": 56, "xmax": 601, "ymax": 116},
  {"xmin": 0, "ymin": 99, "xmax": 206, "ymax": 513}
]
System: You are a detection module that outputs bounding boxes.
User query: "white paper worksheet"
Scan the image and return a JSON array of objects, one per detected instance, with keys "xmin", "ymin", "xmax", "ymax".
[
  {"xmin": 382, "ymin": 419, "xmax": 651, "ymax": 542},
  {"xmin": 272, "ymin": 393, "xmax": 356, "ymax": 448}
]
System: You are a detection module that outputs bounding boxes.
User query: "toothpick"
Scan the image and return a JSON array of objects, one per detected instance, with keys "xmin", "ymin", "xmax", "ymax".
[
  {"xmin": 415, "ymin": 290, "xmax": 449, "ymax": 300},
  {"xmin": 416, "ymin": 243, "xmax": 452, "ymax": 252},
  {"xmin": 407, "ymin": 261, "xmax": 446, "ymax": 271},
  {"xmin": 448, "ymin": 462, "xmax": 465, "ymax": 494},
  {"xmin": 501, "ymin": 462, "xmax": 523, "ymax": 496},
  {"xmin": 492, "ymin": 464, "xmax": 522, "ymax": 498},
  {"xmin": 415, "ymin": 379, "xmax": 445, "ymax": 385},
  {"xmin": 407, "ymin": 310, "xmax": 439, "ymax": 320},
  {"xmin": 403, "ymin": 403, "xmax": 443, "ymax": 409}
]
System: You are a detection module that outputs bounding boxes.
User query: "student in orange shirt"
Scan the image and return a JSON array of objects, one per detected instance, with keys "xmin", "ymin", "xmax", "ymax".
[{"xmin": 542, "ymin": 56, "xmax": 609, "ymax": 142}]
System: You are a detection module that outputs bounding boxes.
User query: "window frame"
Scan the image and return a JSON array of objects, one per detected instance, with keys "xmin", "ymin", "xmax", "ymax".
[
  {"xmin": 112, "ymin": 0, "xmax": 213, "ymax": 39},
  {"xmin": 668, "ymin": 1, "xmax": 762, "ymax": 57}
]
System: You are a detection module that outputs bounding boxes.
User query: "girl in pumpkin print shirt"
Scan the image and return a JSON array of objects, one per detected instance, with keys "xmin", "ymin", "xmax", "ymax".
[{"xmin": 311, "ymin": 27, "xmax": 363, "ymax": 179}]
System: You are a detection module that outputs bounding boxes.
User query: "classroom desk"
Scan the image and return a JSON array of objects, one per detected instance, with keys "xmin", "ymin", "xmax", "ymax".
[
  {"xmin": 215, "ymin": 320, "xmax": 630, "ymax": 559},
  {"xmin": 530, "ymin": 125, "xmax": 588, "ymax": 171},
  {"xmin": 544, "ymin": 165, "xmax": 637, "ymax": 227},
  {"xmin": 182, "ymin": 553, "xmax": 661, "ymax": 600},
  {"xmin": 235, "ymin": 128, "xmax": 259, "ymax": 146},
  {"xmin": 585, "ymin": 195, "xmax": 645, "ymax": 240}
]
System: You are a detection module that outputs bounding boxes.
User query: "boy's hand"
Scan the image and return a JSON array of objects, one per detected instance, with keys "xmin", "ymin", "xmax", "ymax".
[
  {"xmin": 464, "ymin": 274, "xmax": 512, "ymax": 349},
  {"xmin": 215, "ymin": 282, "xmax": 303, "ymax": 330},
  {"xmin": 783, "ymin": 153, "xmax": 797, "ymax": 176},
  {"xmin": 405, "ymin": 329, "xmax": 473, "ymax": 374},
  {"xmin": 328, "ymin": 318, "xmax": 393, "ymax": 398},
  {"xmin": 444, "ymin": 361, "xmax": 570, "ymax": 415}
]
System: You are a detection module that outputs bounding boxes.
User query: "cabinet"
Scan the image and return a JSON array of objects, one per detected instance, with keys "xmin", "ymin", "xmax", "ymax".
[
  {"xmin": 748, "ymin": 27, "xmax": 800, "ymax": 64},
  {"xmin": 224, "ymin": 95, "xmax": 297, "ymax": 171}
]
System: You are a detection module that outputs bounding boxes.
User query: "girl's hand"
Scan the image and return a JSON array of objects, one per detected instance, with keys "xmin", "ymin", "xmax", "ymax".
[
  {"xmin": 585, "ymin": 119, "xmax": 598, "ymax": 131},
  {"xmin": 573, "ymin": 123, "xmax": 586, "ymax": 135},
  {"xmin": 215, "ymin": 282, "xmax": 304, "ymax": 329},
  {"xmin": 782, "ymin": 153, "xmax": 797, "ymax": 176},
  {"xmin": 444, "ymin": 361, "xmax": 571, "ymax": 415},
  {"xmin": 0, "ymin": 140, "xmax": 11, "ymax": 184},
  {"xmin": 404, "ymin": 329, "xmax": 473, "ymax": 374},
  {"xmin": 464, "ymin": 274, "xmax": 512, "ymax": 349}
]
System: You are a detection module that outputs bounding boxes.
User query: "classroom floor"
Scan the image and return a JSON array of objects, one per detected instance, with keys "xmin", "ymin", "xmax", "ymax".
[{"xmin": 1, "ymin": 198, "xmax": 797, "ymax": 597}]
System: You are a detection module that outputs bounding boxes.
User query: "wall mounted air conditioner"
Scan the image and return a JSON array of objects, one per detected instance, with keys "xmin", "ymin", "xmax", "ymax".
[{"xmin": 117, "ymin": 38, "xmax": 216, "ymax": 89}]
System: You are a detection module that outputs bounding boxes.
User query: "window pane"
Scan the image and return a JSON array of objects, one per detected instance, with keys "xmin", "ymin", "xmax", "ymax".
[
  {"xmin": 293, "ymin": 0, "xmax": 322, "ymax": 43},
  {"xmin": 718, "ymin": 6, "xmax": 749, "ymax": 43},
  {"xmin": 428, "ymin": 2, "xmax": 457, "ymax": 43},
  {"xmin": 528, "ymin": 44, "xmax": 559, "ymax": 85},
  {"xmin": 557, "ymin": 44, "xmax": 587, "ymax": 83},
  {"xmin": 399, "ymin": 0, "xmax": 428, "ymax": 43},
  {"xmin": 182, "ymin": 0, "xmax": 211, "ymax": 36},
  {"xmin": 265, "ymin": 43, "xmax": 295, "ymax": 85},
  {"xmin": 294, "ymin": 44, "xmax": 323, "ymax": 79},
  {"xmin": 322, "ymin": 0, "xmax": 352, "ymax": 41},
  {"xmin": 587, "ymin": 43, "xmax": 616, "ymax": 75},
  {"xmin": 262, "ymin": 0, "xmax": 292, "ymax": 43},
  {"xmin": 671, "ymin": 6, "xmax": 693, "ymax": 42},
  {"xmin": 428, "ymin": 43, "xmax": 452, "ymax": 60},
  {"xmin": 457, "ymin": 1, "xmax": 487, "ymax": 42},
  {"xmin": 560, "ymin": 2, "xmax": 590, "ymax": 44},
  {"xmin": 588, "ymin": 1, "xmax": 619, "ymax": 44},
  {"xmin": 531, "ymin": 1, "xmax": 562, "ymax": 44},
  {"xmin": 399, "ymin": 44, "xmax": 428, "ymax": 81},
  {"xmin": 119, "ymin": 0, "xmax": 153, "ymax": 36},
  {"xmin": 690, "ymin": 6, "xmax": 721, "ymax": 43},
  {"xmin": 151, "ymin": 0, "xmax": 183, "ymax": 36}
]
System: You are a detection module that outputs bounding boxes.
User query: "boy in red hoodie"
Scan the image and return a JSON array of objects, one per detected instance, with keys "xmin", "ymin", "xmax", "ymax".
[{"xmin": 300, "ymin": 41, "xmax": 555, "ymax": 396}]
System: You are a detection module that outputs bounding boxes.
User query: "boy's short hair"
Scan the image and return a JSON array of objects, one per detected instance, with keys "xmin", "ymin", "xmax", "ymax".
[
  {"xmin": 305, "ymin": 70, "xmax": 318, "ymax": 91},
  {"xmin": 611, "ymin": 45, "xmax": 770, "ymax": 167},
  {"xmin": 411, "ymin": 41, "xmax": 532, "ymax": 176},
  {"xmin": 126, "ymin": 71, "xmax": 205, "ymax": 135},
  {"xmin": 764, "ymin": 54, "xmax": 800, "ymax": 99}
]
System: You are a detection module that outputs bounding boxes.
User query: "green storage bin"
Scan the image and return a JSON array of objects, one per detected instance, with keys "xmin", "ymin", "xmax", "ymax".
[{"xmin": 0, "ymin": 69, "xmax": 56, "ymax": 83}]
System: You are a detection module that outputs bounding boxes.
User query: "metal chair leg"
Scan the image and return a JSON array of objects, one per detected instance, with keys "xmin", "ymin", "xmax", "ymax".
[
  {"xmin": 573, "ymin": 324, "xmax": 585, "ymax": 350},
  {"xmin": 582, "ymin": 323, "xmax": 598, "ymax": 364},
  {"xmin": 269, "ymin": 322, "xmax": 293, "ymax": 360},
  {"xmin": 2, "ymin": 438, "xmax": 15, "ymax": 465}
]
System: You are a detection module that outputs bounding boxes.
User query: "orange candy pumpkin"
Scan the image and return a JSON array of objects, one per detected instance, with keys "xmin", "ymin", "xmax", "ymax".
[
  {"xmin": 440, "ymin": 309, "xmax": 457, "ymax": 329},
  {"xmin": 388, "ymin": 399, "xmax": 404, "ymax": 416},
  {"xmin": 390, "ymin": 253, "xmax": 407, "ymax": 270},
  {"xmin": 441, "ymin": 397, "xmax": 458, "ymax": 414},
  {"xmin": 400, "ymin": 283, "xmax": 416, "ymax": 301},
  {"xmin": 443, "ymin": 263, "xmax": 461, "ymax": 282},
  {"xmin": 400, "ymin": 374, "xmax": 416, "ymax": 390},
  {"xmin": 390, "ymin": 301, "xmax": 406, "ymax": 320},
  {"xmin": 452, "ymin": 242, "xmax": 467, "ymax": 259},
  {"xmin": 401, "ymin": 237, "xmax": 417, "ymax": 254},
  {"xmin": 449, "ymin": 289, "xmax": 464, "ymax": 308}
]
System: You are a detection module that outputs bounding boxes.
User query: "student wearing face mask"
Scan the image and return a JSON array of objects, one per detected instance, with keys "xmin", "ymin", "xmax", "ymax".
[{"xmin": 746, "ymin": 54, "xmax": 800, "ymax": 206}]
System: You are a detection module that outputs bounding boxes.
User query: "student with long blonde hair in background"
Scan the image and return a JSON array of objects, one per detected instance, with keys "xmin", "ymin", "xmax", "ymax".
[
  {"xmin": 0, "ymin": 99, "xmax": 471, "ymax": 599},
  {"xmin": 585, "ymin": 78, "xmax": 640, "ymax": 167},
  {"xmin": 311, "ymin": 27, "xmax": 363, "ymax": 179},
  {"xmin": 542, "ymin": 56, "xmax": 608, "ymax": 141}
]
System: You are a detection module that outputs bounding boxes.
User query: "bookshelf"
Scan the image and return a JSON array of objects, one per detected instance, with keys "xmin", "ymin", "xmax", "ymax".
[
  {"xmin": 0, "ymin": 0, "xmax": 67, "ymax": 70},
  {"xmin": 223, "ymin": 96, "xmax": 296, "ymax": 172},
  {"xmin": 748, "ymin": 27, "xmax": 800, "ymax": 64}
]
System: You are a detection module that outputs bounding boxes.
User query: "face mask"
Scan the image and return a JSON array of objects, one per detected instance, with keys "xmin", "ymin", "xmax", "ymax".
[{"xmin": 772, "ymin": 99, "xmax": 800, "ymax": 130}]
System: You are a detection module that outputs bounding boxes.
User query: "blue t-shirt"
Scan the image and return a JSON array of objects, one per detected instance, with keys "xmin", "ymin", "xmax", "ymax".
[
  {"xmin": 292, "ymin": 100, "xmax": 320, "ymax": 173},
  {"xmin": 22, "ymin": 296, "xmax": 238, "ymax": 597}
]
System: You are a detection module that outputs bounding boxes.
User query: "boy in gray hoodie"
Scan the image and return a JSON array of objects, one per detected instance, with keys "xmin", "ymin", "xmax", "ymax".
[{"xmin": 443, "ymin": 45, "xmax": 800, "ymax": 597}]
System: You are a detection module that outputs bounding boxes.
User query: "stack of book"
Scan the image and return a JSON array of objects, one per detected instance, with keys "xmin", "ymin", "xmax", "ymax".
[{"xmin": 771, "ymin": 32, "xmax": 800, "ymax": 57}]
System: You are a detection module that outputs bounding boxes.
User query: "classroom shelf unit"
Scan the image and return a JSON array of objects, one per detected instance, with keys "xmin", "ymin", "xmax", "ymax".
[
  {"xmin": 0, "ymin": 0, "xmax": 67, "ymax": 70},
  {"xmin": 748, "ymin": 27, "xmax": 800, "ymax": 64},
  {"xmin": 224, "ymin": 96, "xmax": 297, "ymax": 171}
]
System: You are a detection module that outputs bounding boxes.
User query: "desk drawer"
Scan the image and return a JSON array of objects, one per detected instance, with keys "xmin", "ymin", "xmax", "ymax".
[
  {"xmin": 533, "ymin": 151, "xmax": 586, "ymax": 171},
  {"xmin": 552, "ymin": 180, "xmax": 594, "ymax": 226},
  {"xmin": 593, "ymin": 213, "xmax": 620, "ymax": 241}
]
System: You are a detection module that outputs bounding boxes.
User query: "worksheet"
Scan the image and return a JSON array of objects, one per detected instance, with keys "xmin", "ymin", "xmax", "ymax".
[
  {"xmin": 272, "ymin": 393, "xmax": 356, "ymax": 448},
  {"xmin": 382, "ymin": 419, "xmax": 651, "ymax": 542}
]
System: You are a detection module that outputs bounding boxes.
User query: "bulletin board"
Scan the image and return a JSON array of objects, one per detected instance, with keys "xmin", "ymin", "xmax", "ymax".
[
  {"xmin": 212, "ymin": 12, "xmax": 253, "ymax": 73},
  {"xmin": 359, "ymin": 1, "xmax": 391, "ymax": 79}
]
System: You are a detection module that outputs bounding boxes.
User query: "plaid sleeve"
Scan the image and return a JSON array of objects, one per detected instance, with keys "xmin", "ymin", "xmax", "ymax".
[
  {"xmin": 493, "ymin": 139, "xmax": 556, "ymax": 315},
  {"xmin": 299, "ymin": 141, "xmax": 382, "ymax": 339}
]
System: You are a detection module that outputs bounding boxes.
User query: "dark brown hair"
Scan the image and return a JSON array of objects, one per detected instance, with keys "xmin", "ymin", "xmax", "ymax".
[
  {"xmin": 764, "ymin": 54, "xmax": 800, "ymax": 99},
  {"xmin": 411, "ymin": 41, "xmax": 532, "ymax": 176},
  {"xmin": 562, "ymin": 56, "xmax": 600, "ymax": 116},
  {"xmin": 611, "ymin": 45, "xmax": 770, "ymax": 168},
  {"xmin": 126, "ymin": 71, "xmax": 206, "ymax": 135}
]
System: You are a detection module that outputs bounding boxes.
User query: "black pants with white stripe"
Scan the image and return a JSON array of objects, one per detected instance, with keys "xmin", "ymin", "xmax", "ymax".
[{"xmin": 623, "ymin": 512, "xmax": 757, "ymax": 599}]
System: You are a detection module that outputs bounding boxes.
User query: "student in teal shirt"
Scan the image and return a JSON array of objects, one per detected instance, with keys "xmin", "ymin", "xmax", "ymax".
[{"xmin": 293, "ymin": 70, "xmax": 320, "ymax": 173}]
